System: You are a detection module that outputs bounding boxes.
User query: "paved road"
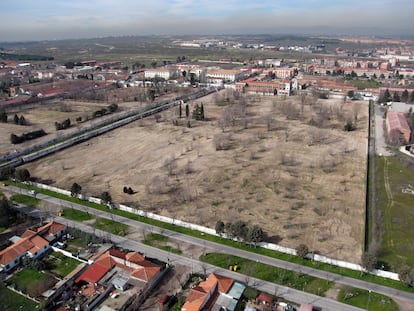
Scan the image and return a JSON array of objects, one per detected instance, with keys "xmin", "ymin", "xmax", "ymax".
[
  {"xmin": 7, "ymin": 186, "xmax": 414, "ymax": 309},
  {"xmin": 15, "ymin": 204, "xmax": 364, "ymax": 311}
]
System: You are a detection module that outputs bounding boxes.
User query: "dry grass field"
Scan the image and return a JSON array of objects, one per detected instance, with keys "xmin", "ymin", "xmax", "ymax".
[{"xmin": 3, "ymin": 90, "xmax": 368, "ymax": 263}]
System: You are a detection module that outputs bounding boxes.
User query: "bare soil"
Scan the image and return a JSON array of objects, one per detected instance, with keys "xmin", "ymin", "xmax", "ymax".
[{"xmin": 5, "ymin": 91, "xmax": 367, "ymax": 263}]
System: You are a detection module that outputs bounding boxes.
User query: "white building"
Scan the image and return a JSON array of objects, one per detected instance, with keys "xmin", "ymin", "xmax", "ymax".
[
  {"xmin": 206, "ymin": 69, "xmax": 245, "ymax": 82},
  {"xmin": 144, "ymin": 68, "xmax": 178, "ymax": 80}
]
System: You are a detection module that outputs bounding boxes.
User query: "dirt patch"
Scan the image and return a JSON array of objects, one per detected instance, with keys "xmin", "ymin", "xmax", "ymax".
[
  {"xmin": 140, "ymin": 264, "xmax": 191, "ymax": 311},
  {"xmin": 18, "ymin": 91, "xmax": 367, "ymax": 263}
]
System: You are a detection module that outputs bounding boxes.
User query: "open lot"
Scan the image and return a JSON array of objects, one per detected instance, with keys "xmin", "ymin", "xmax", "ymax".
[
  {"xmin": 376, "ymin": 155, "xmax": 414, "ymax": 270},
  {"xmin": 13, "ymin": 91, "xmax": 368, "ymax": 263}
]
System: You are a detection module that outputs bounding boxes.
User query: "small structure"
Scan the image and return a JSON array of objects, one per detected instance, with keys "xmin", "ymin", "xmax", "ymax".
[
  {"xmin": 255, "ymin": 293, "xmax": 272, "ymax": 306},
  {"xmin": 386, "ymin": 109, "xmax": 411, "ymax": 144}
]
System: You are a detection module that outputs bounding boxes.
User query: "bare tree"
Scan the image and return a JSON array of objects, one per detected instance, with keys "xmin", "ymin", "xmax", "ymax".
[{"xmin": 163, "ymin": 157, "xmax": 177, "ymax": 176}]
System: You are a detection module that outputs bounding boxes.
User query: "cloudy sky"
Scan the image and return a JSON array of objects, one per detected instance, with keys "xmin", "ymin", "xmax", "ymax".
[{"xmin": 1, "ymin": 0, "xmax": 413, "ymax": 41}]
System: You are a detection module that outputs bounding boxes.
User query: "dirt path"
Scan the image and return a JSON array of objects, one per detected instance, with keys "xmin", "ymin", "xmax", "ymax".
[{"xmin": 383, "ymin": 158, "xmax": 394, "ymax": 249}]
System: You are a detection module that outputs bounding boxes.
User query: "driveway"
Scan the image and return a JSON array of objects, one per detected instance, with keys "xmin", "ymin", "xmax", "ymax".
[{"xmin": 374, "ymin": 104, "xmax": 393, "ymax": 156}]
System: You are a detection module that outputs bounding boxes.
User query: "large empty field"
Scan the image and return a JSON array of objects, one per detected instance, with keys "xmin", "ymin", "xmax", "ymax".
[{"xmin": 12, "ymin": 90, "xmax": 367, "ymax": 263}]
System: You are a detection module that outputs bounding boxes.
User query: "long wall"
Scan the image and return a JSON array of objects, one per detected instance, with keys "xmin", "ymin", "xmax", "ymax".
[{"xmin": 31, "ymin": 182, "xmax": 400, "ymax": 281}]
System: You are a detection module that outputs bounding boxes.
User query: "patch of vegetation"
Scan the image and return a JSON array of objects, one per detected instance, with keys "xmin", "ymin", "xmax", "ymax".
[
  {"xmin": 348, "ymin": 79, "xmax": 383, "ymax": 90},
  {"xmin": 375, "ymin": 156, "xmax": 414, "ymax": 270},
  {"xmin": 0, "ymin": 194, "xmax": 17, "ymax": 229},
  {"xmin": 142, "ymin": 233, "xmax": 182, "ymax": 254},
  {"xmin": 61, "ymin": 208, "xmax": 93, "ymax": 221},
  {"xmin": 45, "ymin": 252, "xmax": 82, "ymax": 277},
  {"xmin": 93, "ymin": 217, "xmax": 129, "ymax": 236},
  {"xmin": 0, "ymin": 51, "xmax": 53, "ymax": 61},
  {"xmin": 200, "ymin": 253, "xmax": 332, "ymax": 296},
  {"xmin": 0, "ymin": 283, "xmax": 39, "ymax": 311},
  {"xmin": 10, "ymin": 194, "xmax": 40, "ymax": 207},
  {"xmin": 7, "ymin": 268, "xmax": 55, "ymax": 297},
  {"xmin": 338, "ymin": 287, "xmax": 397, "ymax": 311},
  {"xmin": 10, "ymin": 129, "xmax": 47, "ymax": 144}
]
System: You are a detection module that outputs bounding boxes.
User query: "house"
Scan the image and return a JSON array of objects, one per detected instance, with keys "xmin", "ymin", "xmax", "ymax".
[
  {"xmin": 182, "ymin": 273, "xmax": 245, "ymax": 311},
  {"xmin": 0, "ymin": 221, "xmax": 66, "ymax": 272},
  {"xmin": 75, "ymin": 249, "xmax": 161, "ymax": 286},
  {"xmin": 386, "ymin": 109, "xmax": 412, "ymax": 144}
]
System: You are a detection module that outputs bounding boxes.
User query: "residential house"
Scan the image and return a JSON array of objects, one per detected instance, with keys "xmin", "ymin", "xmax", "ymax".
[
  {"xmin": 0, "ymin": 221, "xmax": 66, "ymax": 272},
  {"xmin": 182, "ymin": 273, "xmax": 245, "ymax": 311},
  {"xmin": 75, "ymin": 249, "xmax": 161, "ymax": 286}
]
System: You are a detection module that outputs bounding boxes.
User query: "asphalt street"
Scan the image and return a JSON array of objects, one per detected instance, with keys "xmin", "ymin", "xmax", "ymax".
[{"xmin": 6, "ymin": 185, "xmax": 414, "ymax": 310}]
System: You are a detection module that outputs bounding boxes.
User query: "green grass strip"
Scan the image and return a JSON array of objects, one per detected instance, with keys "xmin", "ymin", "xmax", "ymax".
[
  {"xmin": 10, "ymin": 194, "xmax": 40, "ymax": 206},
  {"xmin": 338, "ymin": 287, "xmax": 398, "ymax": 311},
  {"xmin": 5, "ymin": 180, "xmax": 414, "ymax": 294},
  {"xmin": 200, "ymin": 253, "xmax": 333, "ymax": 296}
]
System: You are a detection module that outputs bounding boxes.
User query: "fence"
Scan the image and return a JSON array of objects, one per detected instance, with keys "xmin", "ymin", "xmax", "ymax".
[
  {"xmin": 30, "ymin": 182, "xmax": 400, "ymax": 281},
  {"xmin": 7, "ymin": 285, "xmax": 41, "ymax": 303}
]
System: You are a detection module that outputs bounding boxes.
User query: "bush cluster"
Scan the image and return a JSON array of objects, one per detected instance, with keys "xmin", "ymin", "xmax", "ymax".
[{"xmin": 10, "ymin": 129, "xmax": 46, "ymax": 144}]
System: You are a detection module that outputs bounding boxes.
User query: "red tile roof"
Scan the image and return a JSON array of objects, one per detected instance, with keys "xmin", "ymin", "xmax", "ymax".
[
  {"xmin": 37, "ymin": 221, "xmax": 66, "ymax": 235},
  {"xmin": 75, "ymin": 262, "xmax": 110, "ymax": 284},
  {"xmin": 256, "ymin": 293, "xmax": 271, "ymax": 304},
  {"xmin": 182, "ymin": 273, "xmax": 234, "ymax": 311},
  {"xmin": 0, "ymin": 221, "xmax": 64, "ymax": 267}
]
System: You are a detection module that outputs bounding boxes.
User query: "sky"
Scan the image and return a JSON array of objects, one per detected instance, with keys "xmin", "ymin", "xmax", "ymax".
[{"xmin": 1, "ymin": 0, "xmax": 413, "ymax": 41}]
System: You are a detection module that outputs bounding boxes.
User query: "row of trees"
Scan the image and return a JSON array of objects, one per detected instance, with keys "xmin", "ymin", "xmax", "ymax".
[
  {"xmin": 215, "ymin": 220, "xmax": 264, "ymax": 245},
  {"xmin": 10, "ymin": 129, "xmax": 46, "ymax": 144},
  {"xmin": 0, "ymin": 194, "xmax": 17, "ymax": 229},
  {"xmin": 92, "ymin": 103, "xmax": 119, "ymax": 118},
  {"xmin": 380, "ymin": 89, "xmax": 414, "ymax": 103},
  {"xmin": 1, "ymin": 113, "xmax": 28, "ymax": 125},
  {"xmin": 0, "ymin": 167, "xmax": 30, "ymax": 181}
]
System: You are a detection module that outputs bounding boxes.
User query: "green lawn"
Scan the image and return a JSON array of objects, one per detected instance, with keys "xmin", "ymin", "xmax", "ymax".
[
  {"xmin": 45, "ymin": 252, "xmax": 82, "ymax": 277},
  {"xmin": 93, "ymin": 218, "xmax": 129, "ymax": 236},
  {"xmin": 338, "ymin": 287, "xmax": 398, "ymax": 311},
  {"xmin": 200, "ymin": 253, "xmax": 332, "ymax": 296},
  {"xmin": 9, "ymin": 194, "xmax": 40, "ymax": 207},
  {"xmin": 348, "ymin": 79, "xmax": 383, "ymax": 90},
  {"xmin": 143, "ymin": 233, "xmax": 182, "ymax": 254},
  {"xmin": 61, "ymin": 208, "xmax": 93, "ymax": 221},
  {"xmin": 7, "ymin": 268, "xmax": 54, "ymax": 297},
  {"xmin": 0, "ymin": 284, "xmax": 39, "ymax": 311},
  {"xmin": 376, "ymin": 156, "xmax": 414, "ymax": 270}
]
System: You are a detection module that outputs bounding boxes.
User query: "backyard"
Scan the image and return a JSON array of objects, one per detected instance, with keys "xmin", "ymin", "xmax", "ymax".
[
  {"xmin": 6, "ymin": 268, "xmax": 57, "ymax": 298},
  {"xmin": 44, "ymin": 251, "xmax": 83, "ymax": 278},
  {"xmin": 0, "ymin": 284, "xmax": 39, "ymax": 311}
]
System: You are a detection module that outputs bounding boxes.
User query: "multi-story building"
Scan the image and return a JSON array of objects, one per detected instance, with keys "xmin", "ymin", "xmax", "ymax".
[{"xmin": 144, "ymin": 67, "xmax": 179, "ymax": 80}]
